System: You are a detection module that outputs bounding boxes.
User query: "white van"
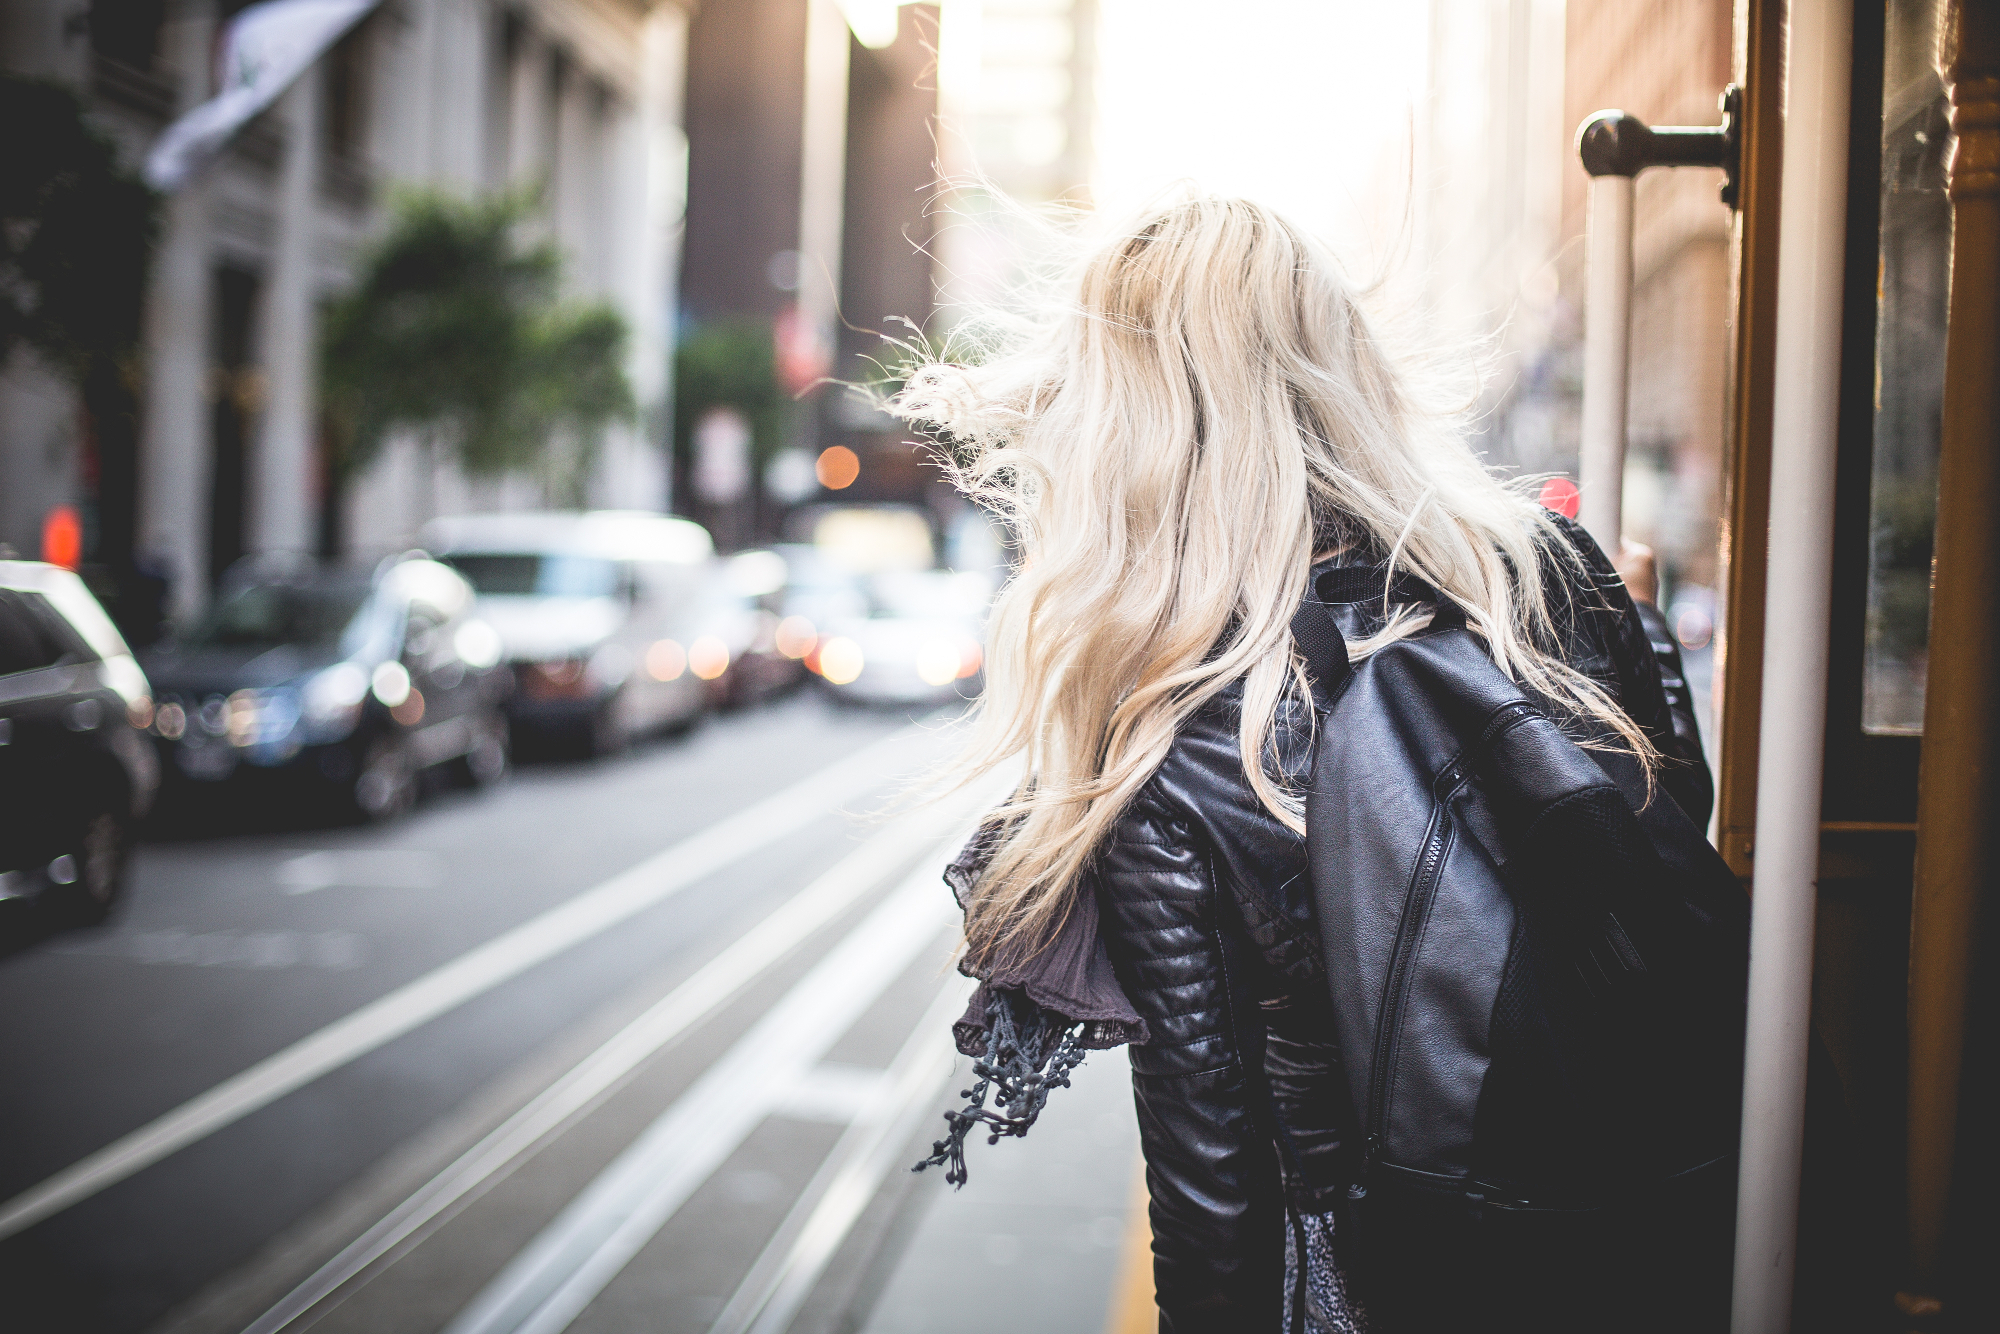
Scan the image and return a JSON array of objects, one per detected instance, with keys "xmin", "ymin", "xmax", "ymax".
[{"xmin": 420, "ymin": 511, "xmax": 717, "ymax": 755}]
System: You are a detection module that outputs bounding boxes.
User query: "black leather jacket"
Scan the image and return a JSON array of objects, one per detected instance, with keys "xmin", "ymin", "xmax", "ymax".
[{"xmin": 1092, "ymin": 519, "xmax": 1711, "ymax": 1332}]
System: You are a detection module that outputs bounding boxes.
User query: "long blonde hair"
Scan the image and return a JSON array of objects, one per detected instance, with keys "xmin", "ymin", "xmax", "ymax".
[{"xmin": 892, "ymin": 194, "xmax": 1648, "ymax": 967}]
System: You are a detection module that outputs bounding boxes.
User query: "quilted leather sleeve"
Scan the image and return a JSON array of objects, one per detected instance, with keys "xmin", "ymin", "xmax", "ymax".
[{"xmin": 1092, "ymin": 793, "xmax": 1284, "ymax": 1332}]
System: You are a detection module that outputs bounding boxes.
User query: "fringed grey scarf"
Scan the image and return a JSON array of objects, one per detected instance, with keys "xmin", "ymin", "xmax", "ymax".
[{"xmin": 912, "ymin": 822, "xmax": 1148, "ymax": 1185}]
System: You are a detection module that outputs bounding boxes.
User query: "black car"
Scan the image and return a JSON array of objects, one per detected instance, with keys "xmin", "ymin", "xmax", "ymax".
[
  {"xmin": 0, "ymin": 560, "xmax": 160, "ymax": 921},
  {"xmin": 138, "ymin": 553, "xmax": 510, "ymax": 820}
]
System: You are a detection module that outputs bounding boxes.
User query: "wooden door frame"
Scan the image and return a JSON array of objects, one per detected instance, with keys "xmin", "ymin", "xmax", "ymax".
[{"xmin": 1715, "ymin": 0, "xmax": 1786, "ymax": 880}]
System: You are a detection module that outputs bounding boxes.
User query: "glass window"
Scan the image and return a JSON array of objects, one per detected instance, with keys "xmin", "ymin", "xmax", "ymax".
[
  {"xmin": 187, "ymin": 583, "xmax": 370, "ymax": 650},
  {"xmin": 1863, "ymin": 0, "xmax": 1953, "ymax": 734},
  {"xmin": 0, "ymin": 591, "xmax": 77, "ymax": 676},
  {"xmin": 442, "ymin": 554, "xmax": 621, "ymax": 599}
]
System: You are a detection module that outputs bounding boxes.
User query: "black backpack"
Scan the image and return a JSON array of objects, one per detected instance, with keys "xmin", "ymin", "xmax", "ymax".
[{"xmin": 1290, "ymin": 570, "xmax": 1750, "ymax": 1330}]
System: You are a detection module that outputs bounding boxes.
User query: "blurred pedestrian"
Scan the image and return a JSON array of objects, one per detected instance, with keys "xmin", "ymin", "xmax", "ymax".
[{"xmin": 905, "ymin": 194, "xmax": 1712, "ymax": 1333}]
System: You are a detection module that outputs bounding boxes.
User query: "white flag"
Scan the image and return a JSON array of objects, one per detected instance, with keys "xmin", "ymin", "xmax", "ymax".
[{"xmin": 144, "ymin": 0, "xmax": 380, "ymax": 192}]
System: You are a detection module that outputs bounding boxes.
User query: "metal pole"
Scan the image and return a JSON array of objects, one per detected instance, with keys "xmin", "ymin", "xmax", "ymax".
[
  {"xmin": 1579, "ymin": 173, "xmax": 1634, "ymax": 552},
  {"xmin": 1574, "ymin": 97, "xmax": 1739, "ymax": 558},
  {"xmin": 1731, "ymin": 2, "xmax": 1852, "ymax": 1330}
]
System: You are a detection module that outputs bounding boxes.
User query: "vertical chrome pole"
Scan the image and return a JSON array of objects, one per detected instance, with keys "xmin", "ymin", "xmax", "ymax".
[
  {"xmin": 1579, "ymin": 173, "xmax": 1634, "ymax": 552},
  {"xmin": 1575, "ymin": 97, "xmax": 1739, "ymax": 556},
  {"xmin": 1731, "ymin": 1, "xmax": 1852, "ymax": 1330}
]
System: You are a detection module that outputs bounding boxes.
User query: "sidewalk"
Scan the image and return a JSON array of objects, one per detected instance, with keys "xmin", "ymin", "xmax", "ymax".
[{"xmin": 861, "ymin": 1045, "xmax": 1148, "ymax": 1334}]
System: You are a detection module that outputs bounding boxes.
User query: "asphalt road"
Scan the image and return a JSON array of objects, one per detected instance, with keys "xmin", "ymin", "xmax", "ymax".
[{"xmin": 0, "ymin": 693, "xmax": 1044, "ymax": 1334}]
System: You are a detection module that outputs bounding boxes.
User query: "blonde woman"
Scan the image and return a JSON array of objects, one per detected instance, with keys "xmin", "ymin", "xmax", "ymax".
[{"xmin": 904, "ymin": 195, "xmax": 1710, "ymax": 1333}]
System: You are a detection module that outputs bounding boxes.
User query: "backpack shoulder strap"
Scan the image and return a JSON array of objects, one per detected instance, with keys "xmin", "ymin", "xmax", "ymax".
[{"xmin": 1290, "ymin": 593, "xmax": 1351, "ymax": 709}]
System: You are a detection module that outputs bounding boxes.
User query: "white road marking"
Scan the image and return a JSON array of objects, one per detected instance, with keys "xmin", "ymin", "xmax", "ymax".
[
  {"xmin": 439, "ymin": 858, "xmax": 962, "ymax": 1334},
  {"xmin": 276, "ymin": 850, "xmax": 445, "ymax": 894},
  {"xmin": 768, "ymin": 1063, "xmax": 897, "ymax": 1126},
  {"xmin": 0, "ymin": 722, "xmax": 945, "ymax": 1242},
  {"xmin": 47, "ymin": 929, "xmax": 367, "ymax": 970},
  {"xmin": 236, "ymin": 790, "xmax": 990, "ymax": 1334},
  {"xmin": 710, "ymin": 979, "xmax": 973, "ymax": 1334}
]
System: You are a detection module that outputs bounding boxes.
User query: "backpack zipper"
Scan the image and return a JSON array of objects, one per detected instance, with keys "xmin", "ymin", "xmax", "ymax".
[{"xmin": 1360, "ymin": 758, "xmax": 1466, "ymax": 1186}]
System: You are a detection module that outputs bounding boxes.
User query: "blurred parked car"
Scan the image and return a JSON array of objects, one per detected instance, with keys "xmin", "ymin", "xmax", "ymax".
[
  {"xmin": 813, "ymin": 568, "xmax": 992, "ymax": 706},
  {"xmin": 689, "ymin": 549, "xmax": 811, "ymax": 709},
  {"xmin": 1, "ymin": 559, "xmax": 159, "ymax": 919},
  {"xmin": 423, "ymin": 511, "xmax": 716, "ymax": 754},
  {"xmin": 139, "ymin": 553, "xmax": 509, "ymax": 821},
  {"xmin": 772, "ymin": 542, "xmax": 868, "ymax": 629},
  {"xmin": 786, "ymin": 503, "xmax": 937, "ymax": 576}
]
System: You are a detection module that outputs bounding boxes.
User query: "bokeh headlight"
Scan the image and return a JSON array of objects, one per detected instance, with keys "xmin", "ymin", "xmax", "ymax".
[
  {"xmin": 154, "ymin": 699, "xmax": 187, "ymax": 740},
  {"xmin": 689, "ymin": 636, "xmax": 730, "ymax": 681},
  {"xmin": 302, "ymin": 662, "xmax": 370, "ymax": 742},
  {"xmin": 645, "ymin": 639, "xmax": 687, "ymax": 681},
  {"xmin": 915, "ymin": 639, "xmax": 961, "ymax": 687},
  {"xmin": 453, "ymin": 618, "xmax": 503, "ymax": 669},
  {"xmin": 372, "ymin": 661, "xmax": 412, "ymax": 707},
  {"xmin": 954, "ymin": 634, "xmax": 983, "ymax": 680},
  {"xmin": 225, "ymin": 687, "xmax": 303, "ymax": 752},
  {"xmin": 818, "ymin": 637, "xmax": 864, "ymax": 685},
  {"xmin": 775, "ymin": 616, "xmax": 817, "ymax": 659}
]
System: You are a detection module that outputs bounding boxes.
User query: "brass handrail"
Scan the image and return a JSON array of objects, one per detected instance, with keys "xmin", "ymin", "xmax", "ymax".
[{"xmin": 1902, "ymin": 1, "xmax": 2000, "ymax": 1322}]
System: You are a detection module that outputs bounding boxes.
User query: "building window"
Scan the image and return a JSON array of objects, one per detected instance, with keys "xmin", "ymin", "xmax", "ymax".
[
  {"xmin": 1863, "ymin": 0, "xmax": 1952, "ymax": 735},
  {"xmin": 88, "ymin": 0, "xmax": 166, "ymax": 71},
  {"xmin": 324, "ymin": 24, "xmax": 371, "ymax": 166}
]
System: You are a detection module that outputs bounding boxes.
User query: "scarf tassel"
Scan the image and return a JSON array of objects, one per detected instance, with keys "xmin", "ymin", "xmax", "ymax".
[{"xmin": 912, "ymin": 987, "xmax": 1087, "ymax": 1187}]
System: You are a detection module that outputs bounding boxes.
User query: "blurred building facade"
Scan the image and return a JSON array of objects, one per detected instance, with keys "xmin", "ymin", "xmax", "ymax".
[
  {"xmin": 1413, "ymin": 0, "xmax": 1571, "ymax": 475},
  {"xmin": 823, "ymin": 4, "xmax": 946, "ymax": 509},
  {"xmin": 0, "ymin": 0, "xmax": 691, "ymax": 628},
  {"xmin": 1418, "ymin": 0, "xmax": 1736, "ymax": 609},
  {"xmin": 935, "ymin": 0, "xmax": 1096, "ymax": 311},
  {"xmin": 666, "ymin": 0, "xmax": 948, "ymax": 548},
  {"xmin": 1560, "ymin": 0, "xmax": 1734, "ymax": 598}
]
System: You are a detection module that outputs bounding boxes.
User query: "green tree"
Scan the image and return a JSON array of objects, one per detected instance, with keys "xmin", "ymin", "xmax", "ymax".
[
  {"xmin": 1, "ymin": 76, "xmax": 157, "ymax": 586},
  {"xmin": 0, "ymin": 77, "xmax": 156, "ymax": 381},
  {"xmin": 321, "ymin": 190, "xmax": 635, "ymax": 501},
  {"xmin": 673, "ymin": 317, "xmax": 790, "ymax": 480}
]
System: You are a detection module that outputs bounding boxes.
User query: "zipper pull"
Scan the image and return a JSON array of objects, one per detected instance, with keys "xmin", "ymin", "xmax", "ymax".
[
  {"xmin": 1342, "ymin": 1135, "xmax": 1378, "ymax": 1254},
  {"xmin": 1348, "ymin": 1133, "xmax": 1380, "ymax": 1201}
]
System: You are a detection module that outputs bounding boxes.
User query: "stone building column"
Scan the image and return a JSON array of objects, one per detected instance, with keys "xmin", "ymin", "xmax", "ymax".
[
  {"xmin": 249, "ymin": 64, "xmax": 323, "ymax": 556},
  {"xmin": 797, "ymin": 0, "xmax": 850, "ymax": 365},
  {"xmin": 637, "ymin": 3, "xmax": 690, "ymax": 511},
  {"xmin": 507, "ymin": 21, "xmax": 548, "ymax": 189},
  {"xmin": 589, "ymin": 4, "xmax": 689, "ymax": 511},
  {"xmin": 552, "ymin": 58, "xmax": 592, "ymax": 280},
  {"xmin": 139, "ymin": 0, "xmax": 217, "ymax": 622}
]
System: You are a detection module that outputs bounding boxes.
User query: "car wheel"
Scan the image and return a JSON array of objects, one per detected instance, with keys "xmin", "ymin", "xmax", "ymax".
[
  {"xmin": 461, "ymin": 711, "xmax": 510, "ymax": 787},
  {"xmin": 353, "ymin": 737, "xmax": 417, "ymax": 821},
  {"xmin": 54, "ymin": 811, "xmax": 130, "ymax": 924}
]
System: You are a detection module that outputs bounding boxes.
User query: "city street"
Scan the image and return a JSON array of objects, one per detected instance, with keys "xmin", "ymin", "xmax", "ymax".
[{"xmin": 0, "ymin": 695, "xmax": 1142, "ymax": 1334}]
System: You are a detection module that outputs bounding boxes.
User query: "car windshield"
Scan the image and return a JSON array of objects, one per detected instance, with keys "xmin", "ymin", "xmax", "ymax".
[
  {"xmin": 444, "ymin": 553, "xmax": 620, "ymax": 598},
  {"xmin": 187, "ymin": 582, "xmax": 370, "ymax": 649}
]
